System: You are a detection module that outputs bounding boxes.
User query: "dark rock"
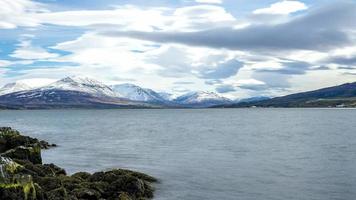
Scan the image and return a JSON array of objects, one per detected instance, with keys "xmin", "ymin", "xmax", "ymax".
[
  {"xmin": 0, "ymin": 127, "xmax": 157, "ymax": 200},
  {"xmin": 72, "ymin": 187, "xmax": 101, "ymax": 200},
  {"xmin": 2, "ymin": 145, "xmax": 42, "ymax": 164},
  {"xmin": 72, "ymin": 172, "xmax": 91, "ymax": 181}
]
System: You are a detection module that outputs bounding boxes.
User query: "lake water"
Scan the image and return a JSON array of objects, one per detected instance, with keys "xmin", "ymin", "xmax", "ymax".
[{"xmin": 0, "ymin": 109, "xmax": 356, "ymax": 200}]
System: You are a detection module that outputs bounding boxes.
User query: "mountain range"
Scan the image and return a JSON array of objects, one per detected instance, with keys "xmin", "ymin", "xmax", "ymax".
[
  {"xmin": 2, "ymin": 76, "xmax": 356, "ymax": 109},
  {"xmin": 219, "ymin": 82, "xmax": 356, "ymax": 108},
  {"xmin": 0, "ymin": 76, "xmax": 233, "ymax": 109}
]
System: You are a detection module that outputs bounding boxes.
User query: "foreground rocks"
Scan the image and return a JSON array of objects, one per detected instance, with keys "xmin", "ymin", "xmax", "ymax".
[{"xmin": 0, "ymin": 127, "xmax": 157, "ymax": 200}]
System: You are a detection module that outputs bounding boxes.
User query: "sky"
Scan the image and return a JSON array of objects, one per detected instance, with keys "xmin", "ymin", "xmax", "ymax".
[{"xmin": 0, "ymin": 0, "xmax": 356, "ymax": 98}]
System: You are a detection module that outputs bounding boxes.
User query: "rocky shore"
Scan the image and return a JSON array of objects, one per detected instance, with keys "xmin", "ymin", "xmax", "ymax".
[{"xmin": 0, "ymin": 127, "xmax": 157, "ymax": 200}]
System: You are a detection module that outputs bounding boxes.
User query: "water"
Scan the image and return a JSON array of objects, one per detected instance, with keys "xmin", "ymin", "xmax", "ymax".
[{"xmin": 0, "ymin": 108, "xmax": 356, "ymax": 200}]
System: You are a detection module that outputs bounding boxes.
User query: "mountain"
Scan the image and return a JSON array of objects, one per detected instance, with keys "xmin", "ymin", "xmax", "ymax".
[
  {"xmin": 238, "ymin": 96, "xmax": 271, "ymax": 103},
  {"xmin": 44, "ymin": 76, "xmax": 117, "ymax": 97},
  {"xmin": 174, "ymin": 91, "xmax": 232, "ymax": 107},
  {"xmin": 158, "ymin": 92, "xmax": 176, "ymax": 101},
  {"xmin": 0, "ymin": 77, "xmax": 153, "ymax": 109},
  {"xmin": 111, "ymin": 83, "xmax": 166, "ymax": 103},
  {"xmin": 225, "ymin": 82, "xmax": 356, "ymax": 108},
  {"xmin": 0, "ymin": 82, "xmax": 32, "ymax": 96}
]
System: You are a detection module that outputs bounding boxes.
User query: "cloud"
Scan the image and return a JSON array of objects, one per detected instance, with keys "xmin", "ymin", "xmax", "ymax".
[
  {"xmin": 18, "ymin": 78, "xmax": 57, "ymax": 87},
  {"xmin": 33, "ymin": 5, "xmax": 236, "ymax": 32},
  {"xmin": 326, "ymin": 55, "xmax": 356, "ymax": 66},
  {"xmin": 256, "ymin": 61, "xmax": 311, "ymax": 75},
  {"xmin": 198, "ymin": 59, "xmax": 243, "ymax": 79},
  {"xmin": 215, "ymin": 84, "xmax": 235, "ymax": 93},
  {"xmin": 252, "ymin": 71, "xmax": 291, "ymax": 89},
  {"xmin": 253, "ymin": 1, "xmax": 307, "ymax": 15},
  {"xmin": 343, "ymin": 72, "xmax": 356, "ymax": 76},
  {"xmin": 103, "ymin": 1, "xmax": 356, "ymax": 51},
  {"xmin": 205, "ymin": 79, "xmax": 222, "ymax": 85},
  {"xmin": 36, "ymin": 6, "xmax": 168, "ymax": 32},
  {"xmin": 0, "ymin": 0, "xmax": 45, "ymax": 29},
  {"xmin": 10, "ymin": 36, "xmax": 59, "ymax": 60},
  {"xmin": 174, "ymin": 81, "xmax": 194, "ymax": 85},
  {"xmin": 235, "ymin": 79, "xmax": 268, "ymax": 91},
  {"xmin": 0, "ymin": 60, "xmax": 12, "ymax": 67},
  {"xmin": 195, "ymin": 0, "xmax": 223, "ymax": 4},
  {"xmin": 311, "ymin": 66, "xmax": 331, "ymax": 71}
]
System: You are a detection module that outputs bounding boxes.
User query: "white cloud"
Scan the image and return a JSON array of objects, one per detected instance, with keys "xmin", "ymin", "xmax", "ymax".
[
  {"xmin": 18, "ymin": 78, "xmax": 57, "ymax": 88},
  {"xmin": 253, "ymin": 0, "xmax": 307, "ymax": 15},
  {"xmin": 170, "ymin": 5, "xmax": 235, "ymax": 31},
  {"xmin": 0, "ymin": 60, "xmax": 12, "ymax": 67},
  {"xmin": 36, "ymin": 6, "xmax": 169, "ymax": 32},
  {"xmin": 34, "ymin": 5, "xmax": 236, "ymax": 32},
  {"xmin": 52, "ymin": 32, "xmax": 161, "ymax": 72},
  {"xmin": 0, "ymin": 0, "xmax": 45, "ymax": 29},
  {"xmin": 195, "ymin": 0, "xmax": 223, "ymax": 4},
  {"xmin": 10, "ymin": 36, "xmax": 59, "ymax": 60}
]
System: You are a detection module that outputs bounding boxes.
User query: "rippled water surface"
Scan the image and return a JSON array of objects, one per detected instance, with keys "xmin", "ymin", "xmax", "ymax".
[{"xmin": 0, "ymin": 109, "xmax": 356, "ymax": 200}]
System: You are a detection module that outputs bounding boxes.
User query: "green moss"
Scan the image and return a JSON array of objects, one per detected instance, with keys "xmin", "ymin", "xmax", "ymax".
[
  {"xmin": 0, "ymin": 127, "xmax": 20, "ymax": 138},
  {"xmin": 29, "ymin": 145, "xmax": 41, "ymax": 155},
  {"xmin": 5, "ymin": 161, "xmax": 22, "ymax": 174},
  {"xmin": 0, "ymin": 183, "xmax": 21, "ymax": 189},
  {"xmin": 23, "ymin": 181, "xmax": 36, "ymax": 200}
]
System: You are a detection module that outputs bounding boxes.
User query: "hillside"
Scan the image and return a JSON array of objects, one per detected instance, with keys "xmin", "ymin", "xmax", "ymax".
[{"xmin": 221, "ymin": 82, "xmax": 356, "ymax": 108}]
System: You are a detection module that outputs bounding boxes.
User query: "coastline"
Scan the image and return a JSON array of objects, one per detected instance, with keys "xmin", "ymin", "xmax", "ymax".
[{"xmin": 0, "ymin": 127, "xmax": 157, "ymax": 200}]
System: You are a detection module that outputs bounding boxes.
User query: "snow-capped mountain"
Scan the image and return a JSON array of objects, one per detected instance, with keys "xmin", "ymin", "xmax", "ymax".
[
  {"xmin": 0, "ymin": 76, "xmax": 234, "ymax": 108},
  {"xmin": 112, "ymin": 83, "xmax": 166, "ymax": 103},
  {"xmin": 0, "ymin": 82, "xmax": 32, "ymax": 96},
  {"xmin": 43, "ymin": 76, "xmax": 117, "ymax": 97},
  {"xmin": 0, "ymin": 76, "xmax": 151, "ymax": 109},
  {"xmin": 158, "ymin": 92, "xmax": 177, "ymax": 101},
  {"xmin": 174, "ymin": 91, "xmax": 232, "ymax": 107}
]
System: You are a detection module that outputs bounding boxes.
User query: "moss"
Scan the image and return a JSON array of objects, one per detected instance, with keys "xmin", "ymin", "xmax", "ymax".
[
  {"xmin": 0, "ymin": 177, "xmax": 36, "ymax": 200},
  {"xmin": 0, "ymin": 127, "xmax": 20, "ymax": 138},
  {"xmin": 5, "ymin": 161, "xmax": 23, "ymax": 174},
  {"xmin": 0, "ymin": 183, "xmax": 21, "ymax": 189},
  {"xmin": 23, "ymin": 181, "xmax": 36, "ymax": 200}
]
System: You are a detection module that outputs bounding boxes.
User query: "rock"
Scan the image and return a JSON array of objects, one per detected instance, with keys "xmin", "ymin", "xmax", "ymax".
[
  {"xmin": 72, "ymin": 187, "xmax": 101, "ymax": 200},
  {"xmin": 0, "ymin": 127, "xmax": 56, "ymax": 153},
  {"xmin": 71, "ymin": 172, "xmax": 91, "ymax": 181},
  {"xmin": 0, "ymin": 127, "xmax": 157, "ymax": 200},
  {"xmin": 39, "ymin": 140, "xmax": 57, "ymax": 149},
  {"xmin": 2, "ymin": 146, "xmax": 42, "ymax": 164}
]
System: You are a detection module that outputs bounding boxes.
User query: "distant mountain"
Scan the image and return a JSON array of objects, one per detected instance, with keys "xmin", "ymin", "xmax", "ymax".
[
  {"xmin": 112, "ymin": 83, "xmax": 166, "ymax": 103},
  {"xmin": 158, "ymin": 92, "xmax": 176, "ymax": 101},
  {"xmin": 0, "ymin": 82, "xmax": 32, "ymax": 96},
  {"xmin": 225, "ymin": 82, "xmax": 356, "ymax": 108},
  {"xmin": 0, "ymin": 77, "xmax": 153, "ymax": 109},
  {"xmin": 174, "ymin": 91, "xmax": 231, "ymax": 107},
  {"xmin": 238, "ymin": 96, "xmax": 271, "ymax": 103},
  {"xmin": 45, "ymin": 76, "xmax": 117, "ymax": 97}
]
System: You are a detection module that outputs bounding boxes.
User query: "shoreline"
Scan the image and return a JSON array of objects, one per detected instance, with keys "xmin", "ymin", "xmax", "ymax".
[{"xmin": 0, "ymin": 127, "xmax": 157, "ymax": 200}]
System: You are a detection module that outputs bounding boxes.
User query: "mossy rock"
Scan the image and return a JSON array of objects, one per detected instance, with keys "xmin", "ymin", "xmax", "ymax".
[
  {"xmin": 71, "ymin": 172, "xmax": 91, "ymax": 181},
  {"xmin": 0, "ymin": 127, "xmax": 56, "ymax": 153},
  {"xmin": 0, "ymin": 128, "xmax": 157, "ymax": 200},
  {"xmin": 2, "ymin": 145, "xmax": 42, "ymax": 164},
  {"xmin": 72, "ymin": 187, "xmax": 101, "ymax": 200}
]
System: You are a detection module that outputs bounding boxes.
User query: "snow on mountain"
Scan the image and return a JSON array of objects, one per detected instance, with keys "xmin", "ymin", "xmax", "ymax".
[
  {"xmin": 0, "ymin": 82, "xmax": 32, "ymax": 96},
  {"xmin": 158, "ymin": 92, "xmax": 176, "ymax": 101},
  {"xmin": 0, "ymin": 77, "xmax": 235, "ymax": 108},
  {"xmin": 43, "ymin": 76, "xmax": 117, "ymax": 97},
  {"xmin": 112, "ymin": 83, "xmax": 166, "ymax": 102},
  {"xmin": 174, "ymin": 91, "xmax": 232, "ymax": 107}
]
